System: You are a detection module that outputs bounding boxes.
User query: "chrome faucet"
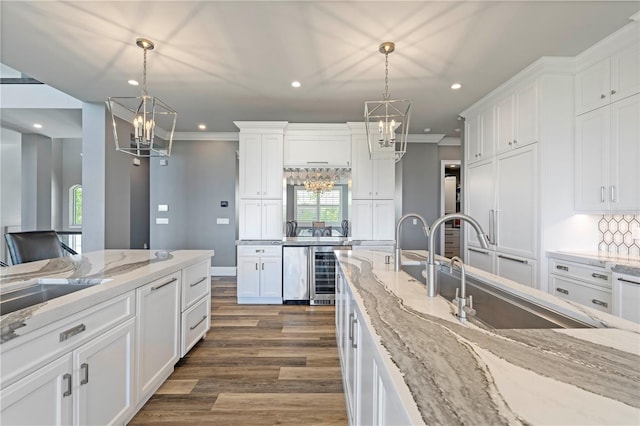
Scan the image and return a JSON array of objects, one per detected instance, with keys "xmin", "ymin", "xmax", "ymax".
[
  {"xmin": 426, "ymin": 213, "xmax": 490, "ymax": 297},
  {"xmin": 394, "ymin": 213, "xmax": 429, "ymax": 272},
  {"xmin": 449, "ymin": 256, "xmax": 475, "ymax": 322}
]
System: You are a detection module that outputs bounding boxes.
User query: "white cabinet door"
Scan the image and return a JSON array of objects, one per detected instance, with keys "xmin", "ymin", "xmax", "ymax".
[
  {"xmin": 237, "ymin": 255, "xmax": 261, "ymax": 298},
  {"xmin": 239, "ymin": 133, "xmax": 263, "ymax": 198},
  {"xmin": 352, "ymin": 135, "xmax": 374, "ymax": 199},
  {"xmin": 576, "ymin": 57, "xmax": 610, "ymax": 115},
  {"xmin": 351, "ymin": 200, "xmax": 373, "ymax": 240},
  {"xmin": 495, "ymin": 94, "xmax": 514, "ymax": 153},
  {"xmin": 373, "ymin": 200, "xmax": 395, "ymax": 240},
  {"xmin": 357, "ymin": 324, "xmax": 376, "ymax": 426},
  {"xmin": 496, "ymin": 145, "xmax": 537, "ymax": 259},
  {"xmin": 239, "ymin": 199, "xmax": 262, "ymax": 240},
  {"xmin": 260, "ymin": 257, "xmax": 283, "ymax": 297},
  {"xmin": 344, "ymin": 294, "xmax": 359, "ymax": 424},
  {"xmin": 465, "ymin": 115, "xmax": 480, "ymax": 163},
  {"xmin": 496, "ymin": 254, "xmax": 537, "ymax": 288},
  {"xmin": 0, "ymin": 355, "xmax": 73, "ymax": 426},
  {"xmin": 262, "ymin": 133, "xmax": 284, "ymax": 199},
  {"xmin": 261, "ymin": 199, "xmax": 283, "ymax": 240},
  {"xmin": 515, "ymin": 80, "xmax": 538, "ymax": 147},
  {"xmin": 75, "ymin": 318, "xmax": 135, "ymax": 426},
  {"xmin": 136, "ymin": 273, "xmax": 180, "ymax": 400},
  {"xmin": 479, "ymin": 105, "xmax": 495, "ymax": 159},
  {"xmin": 575, "ymin": 106, "xmax": 609, "ymax": 211},
  {"xmin": 613, "ymin": 274, "xmax": 640, "ymax": 323},
  {"xmin": 610, "ymin": 44, "xmax": 640, "ymax": 104},
  {"xmin": 609, "ymin": 94, "xmax": 640, "ymax": 211},
  {"xmin": 465, "ymin": 159, "xmax": 495, "ymax": 248},
  {"xmin": 465, "ymin": 247, "xmax": 495, "ymax": 274}
]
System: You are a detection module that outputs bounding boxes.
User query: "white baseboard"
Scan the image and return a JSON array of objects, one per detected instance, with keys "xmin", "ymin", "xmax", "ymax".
[{"xmin": 211, "ymin": 266, "xmax": 236, "ymax": 276}]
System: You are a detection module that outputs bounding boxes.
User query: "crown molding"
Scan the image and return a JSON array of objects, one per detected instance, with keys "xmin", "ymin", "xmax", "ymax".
[{"xmin": 174, "ymin": 132, "xmax": 239, "ymax": 141}]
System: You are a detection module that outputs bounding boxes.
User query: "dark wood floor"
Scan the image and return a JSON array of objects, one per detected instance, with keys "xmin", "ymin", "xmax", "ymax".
[{"xmin": 129, "ymin": 277, "xmax": 347, "ymax": 425}]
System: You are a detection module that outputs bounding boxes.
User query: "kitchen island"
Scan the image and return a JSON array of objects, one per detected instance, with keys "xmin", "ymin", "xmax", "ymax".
[
  {"xmin": 336, "ymin": 248, "xmax": 640, "ymax": 425},
  {"xmin": 0, "ymin": 249, "xmax": 213, "ymax": 425}
]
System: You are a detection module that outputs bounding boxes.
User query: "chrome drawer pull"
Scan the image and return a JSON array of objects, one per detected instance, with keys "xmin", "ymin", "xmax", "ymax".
[
  {"xmin": 556, "ymin": 288, "xmax": 569, "ymax": 295},
  {"xmin": 618, "ymin": 277, "xmax": 640, "ymax": 285},
  {"xmin": 60, "ymin": 323, "xmax": 86, "ymax": 342},
  {"xmin": 348, "ymin": 313, "xmax": 354, "ymax": 341},
  {"xmin": 255, "ymin": 249, "xmax": 265, "ymax": 253},
  {"xmin": 468, "ymin": 248, "xmax": 488, "ymax": 255},
  {"xmin": 190, "ymin": 315, "xmax": 207, "ymax": 330},
  {"xmin": 497, "ymin": 254, "xmax": 528, "ymax": 264},
  {"xmin": 151, "ymin": 277, "xmax": 177, "ymax": 291},
  {"xmin": 190, "ymin": 277, "xmax": 207, "ymax": 287},
  {"xmin": 591, "ymin": 273, "xmax": 608, "ymax": 281},
  {"xmin": 351, "ymin": 317, "xmax": 358, "ymax": 349},
  {"xmin": 555, "ymin": 265, "xmax": 569, "ymax": 271},
  {"xmin": 80, "ymin": 363, "xmax": 89, "ymax": 385},
  {"xmin": 592, "ymin": 299, "xmax": 608, "ymax": 308},
  {"xmin": 63, "ymin": 373, "xmax": 72, "ymax": 397}
]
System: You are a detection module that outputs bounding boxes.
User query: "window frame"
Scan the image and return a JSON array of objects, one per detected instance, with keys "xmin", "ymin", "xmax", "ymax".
[
  {"xmin": 293, "ymin": 185, "xmax": 344, "ymax": 227},
  {"xmin": 69, "ymin": 184, "xmax": 82, "ymax": 228}
]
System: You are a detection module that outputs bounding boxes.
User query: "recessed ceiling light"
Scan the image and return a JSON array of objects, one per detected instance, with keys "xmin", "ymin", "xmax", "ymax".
[
  {"xmin": 128, "ymin": 79, "xmax": 139, "ymax": 86},
  {"xmin": 291, "ymin": 81, "xmax": 301, "ymax": 88},
  {"xmin": 455, "ymin": 128, "xmax": 461, "ymax": 132},
  {"xmin": 451, "ymin": 83, "xmax": 462, "ymax": 90},
  {"xmin": 423, "ymin": 128, "xmax": 431, "ymax": 133},
  {"xmin": 198, "ymin": 124, "xmax": 207, "ymax": 130},
  {"xmin": 449, "ymin": 164, "xmax": 457, "ymax": 168},
  {"xmin": 33, "ymin": 123, "xmax": 43, "ymax": 129}
]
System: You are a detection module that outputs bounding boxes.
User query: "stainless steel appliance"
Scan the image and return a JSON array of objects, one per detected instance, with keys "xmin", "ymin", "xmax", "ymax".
[
  {"xmin": 283, "ymin": 244, "xmax": 351, "ymax": 305},
  {"xmin": 283, "ymin": 246, "xmax": 309, "ymax": 304},
  {"xmin": 310, "ymin": 245, "xmax": 351, "ymax": 305}
]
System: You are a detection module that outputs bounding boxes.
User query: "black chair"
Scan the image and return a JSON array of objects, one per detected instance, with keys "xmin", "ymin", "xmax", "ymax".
[
  {"xmin": 4, "ymin": 230, "xmax": 78, "ymax": 265},
  {"xmin": 0, "ymin": 261, "xmax": 8, "ymax": 267},
  {"xmin": 312, "ymin": 226, "xmax": 332, "ymax": 237}
]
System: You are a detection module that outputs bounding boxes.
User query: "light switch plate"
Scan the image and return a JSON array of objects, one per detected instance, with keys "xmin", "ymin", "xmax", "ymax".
[
  {"xmin": 156, "ymin": 218, "xmax": 169, "ymax": 225},
  {"xmin": 158, "ymin": 204, "xmax": 169, "ymax": 212},
  {"xmin": 216, "ymin": 218, "xmax": 230, "ymax": 225}
]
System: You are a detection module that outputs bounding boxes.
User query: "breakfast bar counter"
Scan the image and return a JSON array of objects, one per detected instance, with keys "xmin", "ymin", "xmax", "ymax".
[{"xmin": 335, "ymin": 248, "xmax": 640, "ymax": 425}]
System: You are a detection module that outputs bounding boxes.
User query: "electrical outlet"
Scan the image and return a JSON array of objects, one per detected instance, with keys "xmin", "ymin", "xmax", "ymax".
[
  {"xmin": 412, "ymin": 218, "xmax": 417, "ymax": 225},
  {"xmin": 156, "ymin": 218, "xmax": 169, "ymax": 225},
  {"xmin": 632, "ymin": 223, "xmax": 640, "ymax": 240},
  {"xmin": 216, "ymin": 218, "xmax": 230, "ymax": 225}
]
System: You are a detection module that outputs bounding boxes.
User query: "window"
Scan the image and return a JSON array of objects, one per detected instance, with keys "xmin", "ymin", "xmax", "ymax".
[
  {"xmin": 70, "ymin": 184, "xmax": 82, "ymax": 227},
  {"xmin": 294, "ymin": 186, "xmax": 343, "ymax": 225}
]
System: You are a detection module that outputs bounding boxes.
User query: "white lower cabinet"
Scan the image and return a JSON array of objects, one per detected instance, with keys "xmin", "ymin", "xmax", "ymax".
[
  {"xmin": 496, "ymin": 253, "xmax": 537, "ymax": 288},
  {"xmin": 0, "ymin": 318, "xmax": 136, "ymax": 426},
  {"xmin": 351, "ymin": 199, "xmax": 395, "ymax": 241},
  {"xmin": 466, "ymin": 247, "xmax": 495, "ymax": 274},
  {"xmin": 548, "ymin": 258, "xmax": 612, "ymax": 313},
  {"xmin": 237, "ymin": 245, "xmax": 283, "ymax": 304},
  {"xmin": 180, "ymin": 260, "xmax": 211, "ymax": 357},
  {"xmin": 612, "ymin": 273, "xmax": 640, "ymax": 323},
  {"xmin": 136, "ymin": 272, "xmax": 181, "ymax": 401},
  {"xmin": 336, "ymin": 270, "xmax": 413, "ymax": 426}
]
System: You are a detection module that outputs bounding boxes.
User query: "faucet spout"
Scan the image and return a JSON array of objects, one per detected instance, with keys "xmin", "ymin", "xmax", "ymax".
[
  {"xmin": 450, "ymin": 256, "xmax": 474, "ymax": 322},
  {"xmin": 425, "ymin": 213, "xmax": 490, "ymax": 298},
  {"xmin": 394, "ymin": 213, "xmax": 429, "ymax": 272}
]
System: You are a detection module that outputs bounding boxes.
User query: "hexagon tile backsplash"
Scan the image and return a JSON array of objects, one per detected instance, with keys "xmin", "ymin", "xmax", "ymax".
[{"xmin": 598, "ymin": 214, "xmax": 640, "ymax": 257}]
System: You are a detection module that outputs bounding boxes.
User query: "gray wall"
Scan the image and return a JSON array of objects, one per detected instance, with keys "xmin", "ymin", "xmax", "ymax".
[
  {"xmin": 130, "ymin": 157, "xmax": 150, "ymax": 249},
  {"xmin": 61, "ymin": 138, "xmax": 82, "ymax": 231},
  {"xmin": 21, "ymin": 133, "xmax": 52, "ymax": 230},
  {"xmin": 82, "ymin": 102, "xmax": 107, "ymax": 251},
  {"xmin": 1, "ymin": 127, "xmax": 21, "ymax": 228},
  {"xmin": 150, "ymin": 139, "xmax": 238, "ymax": 267}
]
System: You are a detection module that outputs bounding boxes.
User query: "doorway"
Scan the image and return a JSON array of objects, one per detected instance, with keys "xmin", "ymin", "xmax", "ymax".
[{"xmin": 440, "ymin": 160, "xmax": 461, "ymax": 257}]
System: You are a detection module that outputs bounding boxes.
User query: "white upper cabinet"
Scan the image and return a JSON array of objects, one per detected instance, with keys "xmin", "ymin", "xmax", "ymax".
[
  {"xmin": 575, "ymin": 94, "xmax": 639, "ymax": 212},
  {"xmin": 239, "ymin": 132, "xmax": 283, "ymax": 199},
  {"xmin": 284, "ymin": 125, "xmax": 351, "ymax": 167},
  {"xmin": 576, "ymin": 43, "xmax": 640, "ymax": 115},
  {"xmin": 351, "ymin": 134, "xmax": 395, "ymax": 199},
  {"xmin": 496, "ymin": 80, "xmax": 538, "ymax": 153},
  {"xmin": 467, "ymin": 106, "xmax": 495, "ymax": 163}
]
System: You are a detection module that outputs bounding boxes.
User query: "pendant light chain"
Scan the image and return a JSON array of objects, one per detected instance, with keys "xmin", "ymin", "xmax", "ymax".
[
  {"xmin": 383, "ymin": 53, "xmax": 390, "ymax": 100},
  {"xmin": 142, "ymin": 47, "xmax": 148, "ymax": 97}
]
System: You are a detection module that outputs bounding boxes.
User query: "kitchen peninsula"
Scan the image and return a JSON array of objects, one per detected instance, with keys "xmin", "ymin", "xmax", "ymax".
[
  {"xmin": 336, "ymin": 249, "xmax": 640, "ymax": 425},
  {"xmin": 0, "ymin": 249, "xmax": 213, "ymax": 425}
]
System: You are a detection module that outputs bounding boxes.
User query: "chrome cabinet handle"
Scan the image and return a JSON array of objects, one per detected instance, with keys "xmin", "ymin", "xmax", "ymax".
[
  {"xmin": 592, "ymin": 299, "xmax": 608, "ymax": 308},
  {"xmin": 348, "ymin": 313, "xmax": 354, "ymax": 341},
  {"xmin": 351, "ymin": 317, "xmax": 358, "ymax": 349},
  {"xmin": 488, "ymin": 210, "xmax": 494, "ymax": 244},
  {"xmin": 63, "ymin": 373, "xmax": 72, "ymax": 397},
  {"xmin": 255, "ymin": 263, "xmax": 258, "ymax": 270},
  {"xmin": 255, "ymin": 249, "xmax": 265, "ymax": 253},
  {"xmin": 600, "ymin": 94, "xmax": 606, "ymax": 99},
  {"xmin": 190, "ymin": 315, "xmax": 207, "ymax": 330},
  {"xmin": 611, "ymin": 89, "xmax": 616, "ymax": 95},
  {"xmin": 60, "ymin": 323, "xmax": 86, "ymax": 342},
  {"xmin": 190, "ymin": 277, "xmax": 207, "ymax": 287},
  {"xmin": 513, "ymin": 140, "xmax": 518, "ymax": 145},
  {"xmin": 556, "ymin": 265, "xmax": 569, "ymax": 271},
  {"xmin": 618, "ymin": 277, "xmax": 640, "ymax": 285},
  {"xmin": 497, "ymin": 254, "xmax": 528, "ymax": 264},
  {"xmin": 556, "ymin": 287, "xmax": 569, "ymax": 295},
  {"xmin": 493, "ymin": 210, "xmax": 499, "ymax": 246},
  {"xmin": 307, "ymin": 161, "xmax": 329, "ymax": 164},
  {"xmin": 591, "ymin": 273, "xmax": 608, "ymax": 281},
  {"xmin": 262, "ymin": 263, "xmax": 265, "ymax": 270},
  {"xmin": 601, "ymin": 186, "xmax": 606, "ymax": 203},
  {"xmin": 151, "ymin": 277, "xmax": 177, "ymax": 291},
  {"xmin": 468, "ymin": 247, "xmax": 489, "ymax": 255},
  {"xmin": 80, "ymin": 363, "xmax": 89, "ymax": 385},
  {"xmin": 508, "ymin": 141, "xmax": 512, "ymax": 146},
  {"xmin": 610, "ymin": 185, "xmax": 616, "ymax": 202}
]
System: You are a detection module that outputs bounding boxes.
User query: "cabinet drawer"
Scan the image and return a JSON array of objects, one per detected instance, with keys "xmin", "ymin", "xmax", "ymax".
[
  {"xmin": 1, "ymin": 291, "xmax": 135, "ymax": 388},
  {"xmin": 549, "ymin": 259, "xmax": 611, "ymax": 288},
  {"xmin": 238, "ymin": 246, "xmax": 282, "ymax": 257},
  {"xmin": 181, "ymin": 296, "xmax": 210, "ymax": 357},
  {"xmin": 551, "ymin": 275, "xmax": 612, "ymax": 313},
  {"xmin": 496, "ymin": 254, "xmax": 537, "ymax": 288},
  {"xmin": 182, "ymin": 260, "xmax": 211, "ymax": 310}
]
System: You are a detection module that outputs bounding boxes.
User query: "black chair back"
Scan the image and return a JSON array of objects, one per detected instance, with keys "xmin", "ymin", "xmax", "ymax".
[
  {"xmin": 312, "ymin": 226, "xmax": 332, "ymax": 237},
  {"xmin": 5, "ymin": 231, "xmax": 68, "ymax": 265}
]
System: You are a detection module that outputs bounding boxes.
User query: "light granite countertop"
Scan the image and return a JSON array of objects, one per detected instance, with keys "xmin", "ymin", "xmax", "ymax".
[
  {"xmin": 547, "ymin": 250, "xmax": 640, "ymax": 276},
  {"xmin": 0, "ymin": 249, "xmax": 213, "ymax": 345},
  {"xmin": 337, "ymin": 248, "xmax": 640, "ymax": 425}
]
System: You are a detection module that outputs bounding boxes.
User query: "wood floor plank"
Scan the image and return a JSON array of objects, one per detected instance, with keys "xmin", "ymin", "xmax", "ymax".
[{"xmin": 129, "ymin": 278, "xmax": 347, "ymax": 425}]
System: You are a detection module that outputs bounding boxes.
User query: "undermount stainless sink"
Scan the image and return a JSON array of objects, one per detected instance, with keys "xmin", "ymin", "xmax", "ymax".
[
  {"xmin": 0, "ymin": 279, "xmax": 111, "ymax": 316},
  {"xmin": 401, "ymin": 264, "xmax": 598, "ymax": 329}
]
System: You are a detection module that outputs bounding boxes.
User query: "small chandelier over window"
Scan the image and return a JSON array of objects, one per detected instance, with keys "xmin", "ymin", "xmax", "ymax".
[
  {"xmin": 364, "ymin": 41, "xmax": 411, "ymax": 163},
  {"xmin": 106, "ymin": 38, "xmax": 177, "ymax": 157}
]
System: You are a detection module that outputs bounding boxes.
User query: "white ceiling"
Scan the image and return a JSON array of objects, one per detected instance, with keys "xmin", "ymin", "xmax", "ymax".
[{"xmin": 1, "ymin": 1, "xmax": 638, "ymax": 138}]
